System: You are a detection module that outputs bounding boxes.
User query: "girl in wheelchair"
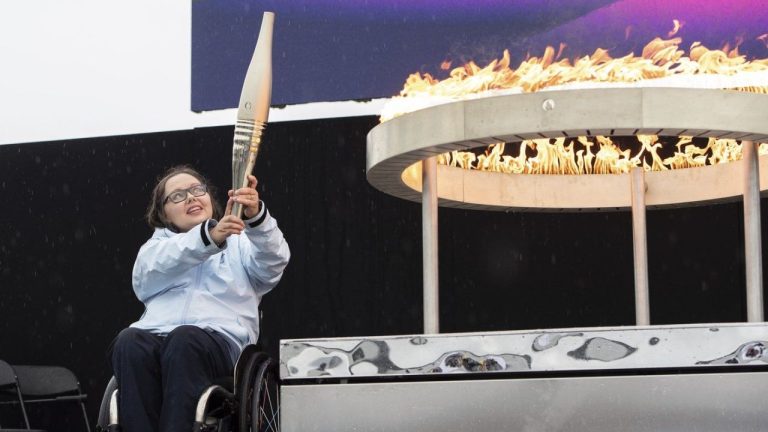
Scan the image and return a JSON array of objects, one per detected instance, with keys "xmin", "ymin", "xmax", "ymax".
[{"xmin": 108, "ymin": 166, "xmax": 290, "ymax": 432}]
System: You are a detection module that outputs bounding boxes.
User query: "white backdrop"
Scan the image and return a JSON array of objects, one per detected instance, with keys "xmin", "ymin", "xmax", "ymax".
[{"xmin": 0, "ymin": 0, "xmax": 382, "ymax": 146}]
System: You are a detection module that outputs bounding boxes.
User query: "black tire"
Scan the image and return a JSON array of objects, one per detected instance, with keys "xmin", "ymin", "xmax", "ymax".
[
  {"xmin": 96, "ymin": 376, "xmax": 118, "ymax": 430},
  {"xmin": 236, "ymin": 352, "xmax": 267, "ymax": 432},
  {"xmin": 250, "ymin": 358, "xmax": 279, "ymax": 432},
  {"xmin": 237, "ymin": 354, "xmax": 279, "ymax": 432}
]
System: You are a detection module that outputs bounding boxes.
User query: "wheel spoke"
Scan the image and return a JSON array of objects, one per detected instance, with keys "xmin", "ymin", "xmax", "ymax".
[
  {"xmin": 265, "ymin": 377, "xmax": 275, "ymax": 421},
  {"xmin": 259, "ymin": 374, "xmax": 279, "ymax": 432},
  {"xmin": 242, "ymin": 357, "xmax": 281, "ymax": 432},
  {"xmin": 261, "ymin": 405, "xmax": 279, "ymax": 432}
]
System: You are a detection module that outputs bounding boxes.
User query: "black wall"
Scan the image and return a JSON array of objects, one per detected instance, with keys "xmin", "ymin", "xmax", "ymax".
[{"xmin": 0, "ymin": 116, "xmax": 765, "ymax": 430}]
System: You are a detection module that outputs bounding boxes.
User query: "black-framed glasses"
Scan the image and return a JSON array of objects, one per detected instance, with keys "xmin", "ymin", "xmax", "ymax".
[{"xmin": 163, "ymin": 184, "xmax": 208, "ymax": 204}]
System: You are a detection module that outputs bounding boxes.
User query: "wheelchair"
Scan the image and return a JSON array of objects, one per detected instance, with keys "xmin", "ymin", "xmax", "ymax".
[{"xmin": 95, "ymin": 345, "xmax": 280, "ymax": 432}]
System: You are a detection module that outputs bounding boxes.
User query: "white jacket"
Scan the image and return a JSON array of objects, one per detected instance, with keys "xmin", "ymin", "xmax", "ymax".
[{"xmin": 130, "ymin": 206, "xmax": 290, "ymax": 360}]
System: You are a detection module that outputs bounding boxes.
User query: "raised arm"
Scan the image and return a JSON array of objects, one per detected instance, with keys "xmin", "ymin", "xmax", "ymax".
[
  {"xmin": 229, "ymin": 174, "xmax": 290, "ymax": 294},
  {"xmin": 239, "ymin": 205, "xmax": 291, "ymax": 294}
]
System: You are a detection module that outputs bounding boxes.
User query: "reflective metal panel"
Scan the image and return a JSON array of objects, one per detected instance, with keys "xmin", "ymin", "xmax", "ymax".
[
  {"xmin": 281, "ymin": 323, "xmax": 768, "ymax": 380},
  {"xmin": 281, "ymin": 372, "xmax": 768, "ymax": 432}
]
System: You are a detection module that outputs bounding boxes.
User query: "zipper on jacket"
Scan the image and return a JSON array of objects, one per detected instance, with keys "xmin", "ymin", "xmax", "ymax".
[{"xmin": 181, "ymin": 263, "xmax": 203, "ymax": 324}]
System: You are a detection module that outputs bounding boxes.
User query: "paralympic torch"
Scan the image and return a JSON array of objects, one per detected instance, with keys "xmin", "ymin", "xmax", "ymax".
[{"xmin": 232, "ymin": 11, "xmax": 274, "ymax": 218}]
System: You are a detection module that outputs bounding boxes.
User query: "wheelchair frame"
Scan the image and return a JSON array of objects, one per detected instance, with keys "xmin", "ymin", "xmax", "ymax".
[{"xmin": 96, "ymin": 345, "xmax": 279, "ymax": 432}]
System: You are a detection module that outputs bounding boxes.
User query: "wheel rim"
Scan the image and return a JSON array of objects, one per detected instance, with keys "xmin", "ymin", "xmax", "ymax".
[{"xmin": 251, "ymin": 361, "xmax": 280, "ymax": 432}]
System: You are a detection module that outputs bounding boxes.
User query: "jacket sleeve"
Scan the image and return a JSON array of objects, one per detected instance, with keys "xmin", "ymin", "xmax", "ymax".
[
  {"xmin": 240, "ymin": 204, "xmax": 291, "ymax": 295},
  {"xmin": 132, "ymin": 220, "xmax": 223, "ymax": 302}
]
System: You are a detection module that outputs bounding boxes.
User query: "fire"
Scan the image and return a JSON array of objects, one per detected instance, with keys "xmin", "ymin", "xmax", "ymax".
[
  {"xmin": 667, "ymin": 19, "xmax": 684, "ymax": 37},
  {"xmin": 759, "ymin": 34, "xmax": 768, "ymax": 48},
  {"xmin": 381, "ymin": 23, "xmax": 768, "ymax": 174},
  {"xmin": 382, "ymin": 30, "xmax": 768, "ymax": 121},
  {"xmin": 381, "ymin": 35, "xmax": 768, "ymax": 121},
  {"xmin": 438, "ymin": 137, "xmax": 768, "ymax": 175}
]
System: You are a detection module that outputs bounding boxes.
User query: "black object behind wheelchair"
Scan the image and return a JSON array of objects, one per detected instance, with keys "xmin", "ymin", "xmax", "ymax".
[{"xmin": 96, "ymin": 345, "xmax": 279, "ymax": 432}]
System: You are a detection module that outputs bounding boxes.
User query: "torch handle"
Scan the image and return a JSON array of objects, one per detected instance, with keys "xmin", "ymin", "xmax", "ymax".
[
  {"xmin": 232, "ymin": 155, "xmax": 257, "ymax": 218},
  {"xmin": 232, "ymin": 129, "xmax": 263, "ymax": 219}
]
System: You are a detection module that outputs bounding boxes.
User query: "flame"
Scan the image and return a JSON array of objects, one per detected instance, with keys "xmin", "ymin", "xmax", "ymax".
[
  {"xmin": 625, "ymin": 25, "xmax": 633, "ymax": 41},
  {"xmin": 758, "ymin": 33, "xmax": 768, "ymax": 48},
  {"xmin": 383, "ymin": 21, "xmax": 768, "ymax": 175},
  {"xmin": 437, "ymin": 138, "xmax": 768, "ymax": 175},
  {"xmin": 381, "ymin": 23, "xmax": 768, "ymax": 122},
  {"xmin": 667, "ymin": 19, "xmax": 684, "ymax": 37}
]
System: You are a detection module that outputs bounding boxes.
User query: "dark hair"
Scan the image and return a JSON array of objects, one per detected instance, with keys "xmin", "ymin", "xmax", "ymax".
[{"xmin": 145, "ymin": 165, "xmax": 223, "ymax": 230}]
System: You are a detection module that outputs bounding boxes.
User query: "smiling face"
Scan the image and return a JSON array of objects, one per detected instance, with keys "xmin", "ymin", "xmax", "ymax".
[{"xmin": 162, "ymin": 173, "xmax": 213, "ymax": 232}]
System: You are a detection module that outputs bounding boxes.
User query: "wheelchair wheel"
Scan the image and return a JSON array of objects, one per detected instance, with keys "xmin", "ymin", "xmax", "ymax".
[
  {"xmin": 96, "ymin": 376, "xmax": 119, "ymax": 431},
  {"xmin": 237, "ymin": 354, "xmax": 279, "ymax": 432}
]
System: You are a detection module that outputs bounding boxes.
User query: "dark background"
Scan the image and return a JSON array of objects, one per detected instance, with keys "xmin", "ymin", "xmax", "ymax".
[{"xmin": 0, "ymin": 115, "xmax": 765, "ymax": 430}]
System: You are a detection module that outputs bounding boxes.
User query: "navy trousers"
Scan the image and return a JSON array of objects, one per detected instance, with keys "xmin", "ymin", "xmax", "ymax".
[{"xmin": 109, "ymin": 325, "xmax": 235, "ymax": 432}]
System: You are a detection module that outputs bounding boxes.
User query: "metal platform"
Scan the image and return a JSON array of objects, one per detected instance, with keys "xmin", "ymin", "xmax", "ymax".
[
  {"xmin": 366, "ymin": 88, "xmax": 768, "ymax": 211},
  {"xmin": 281, "ymin": 372, "xmax": 767, "ymax": 432},
  {"xmin": 279, "ymin": 323, "xmax": 767, "ymax": 431},
  {"xmin": 281, "ymin": 323, "xmax": 767, "ymax": 379},
  {"xmin": 278, "ymin": 88, "xmax": 768, "ymax": 431}
]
